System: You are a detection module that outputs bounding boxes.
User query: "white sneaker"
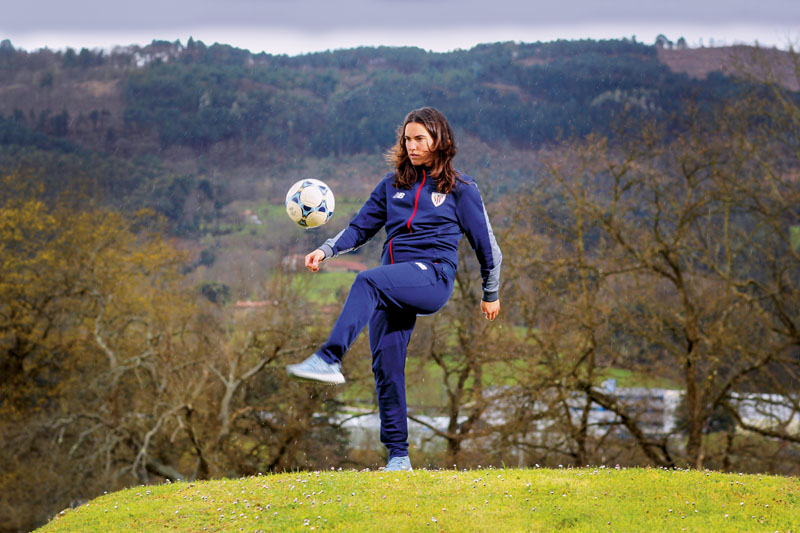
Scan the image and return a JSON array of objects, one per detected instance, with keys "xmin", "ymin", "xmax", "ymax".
[
  {"xmin": 286, "ymin": 354, "xmax": 345, "ymax": 385},
  {"xmin": 384, "ymin": 456, "xmax": 413, "ymax": 472}
]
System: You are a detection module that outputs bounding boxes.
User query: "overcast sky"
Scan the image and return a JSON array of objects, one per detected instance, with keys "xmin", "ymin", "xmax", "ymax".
[{"xmin": 3, "ymin": 0, "xmax": 798, "ymax": 55}]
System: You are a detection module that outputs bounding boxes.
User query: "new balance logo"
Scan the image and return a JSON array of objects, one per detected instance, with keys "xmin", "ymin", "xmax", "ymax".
[{"xmin": 393, "ymin": 192, "xmax": 406, "ymax": 199}]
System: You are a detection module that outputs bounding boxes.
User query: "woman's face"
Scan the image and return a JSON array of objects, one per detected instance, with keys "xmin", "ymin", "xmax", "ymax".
[{"xmin": 404, "ymin": 122, "xmax": 434, "ymax": 166}]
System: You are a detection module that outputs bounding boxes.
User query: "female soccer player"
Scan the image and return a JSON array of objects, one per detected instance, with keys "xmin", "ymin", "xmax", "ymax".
[{"xmin": 286, "ymin": 107, "xmax": 502, "ymax": 471}]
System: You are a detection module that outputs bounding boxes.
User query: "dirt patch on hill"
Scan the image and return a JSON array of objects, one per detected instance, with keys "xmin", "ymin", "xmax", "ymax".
[
  {"xmin": 516, "ymin": 56, "xmax": 550, "ymax": 67},
  {"xmin": 483, "ymin": 82, "xmax": 529, "ymax": 101},
  {"xmin": 79, "ymin": 80, "xmax": 120, "ymax": 98},
  {"xmin": 658, "ymin": 46, "xmax": 799, "ymax": 90}
]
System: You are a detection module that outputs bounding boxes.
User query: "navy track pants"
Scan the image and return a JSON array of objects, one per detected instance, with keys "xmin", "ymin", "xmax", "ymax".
[{"xmin": 317, "ymin": 261, "xmax": 454, "ymax": 459}]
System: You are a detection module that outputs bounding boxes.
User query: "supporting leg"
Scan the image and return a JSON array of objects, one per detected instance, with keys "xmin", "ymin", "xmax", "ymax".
[{"xmin": 369, "ymin": 308, "xmax": 416, "ymax": 459}]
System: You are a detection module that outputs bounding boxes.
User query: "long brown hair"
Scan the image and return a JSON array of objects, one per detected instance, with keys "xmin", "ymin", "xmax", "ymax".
[{"xmin": 386, "ymin": 107, "xmax": 464, "ymax": 194}]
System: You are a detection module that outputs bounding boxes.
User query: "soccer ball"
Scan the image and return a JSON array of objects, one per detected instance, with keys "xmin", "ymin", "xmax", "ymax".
[{"xmin": 285, "ymin": 178, "xmax": 335, "ymax": 228}]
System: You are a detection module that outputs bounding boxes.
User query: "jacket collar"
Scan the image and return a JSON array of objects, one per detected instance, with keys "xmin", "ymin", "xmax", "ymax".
[{"xmin": 414, "ymin": 165, "xmax": 432, "ymax": 181}]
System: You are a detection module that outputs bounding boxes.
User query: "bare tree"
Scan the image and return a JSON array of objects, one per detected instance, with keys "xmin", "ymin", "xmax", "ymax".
[{"xmin": 510, "ymin": 95, "xmax": 800, "ymax": 469}]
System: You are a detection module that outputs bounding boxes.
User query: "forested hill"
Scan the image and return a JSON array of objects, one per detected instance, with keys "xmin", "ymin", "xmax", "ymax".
[
  {"xmin": 115, "ymin": 39, "xmax": 730, "ymax": 154},
  {"xmin": 0, "ymin": 38, "xmax": 750, "ymax": 154},
  {"xmin": 0, "ymin": 37, "xmax": 791, "ymax": 230}
]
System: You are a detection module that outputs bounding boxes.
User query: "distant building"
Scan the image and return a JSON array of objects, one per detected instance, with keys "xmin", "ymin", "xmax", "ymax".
[
  {"xmin": 323, "ymin": 259, "xmax": 368, "ymax": 273},
  {"xmin": 478, "ymin": 384, "xmax": 799, "ymax": 438},
  {"xmin": 241, "ymin": 209, "xmax": 262, "ymax": 225}
]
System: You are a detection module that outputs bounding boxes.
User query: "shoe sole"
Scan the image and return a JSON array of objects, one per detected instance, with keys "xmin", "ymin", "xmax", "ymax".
[{"xmin": 286, "ymin": 368, "xmax": 345, "ymax": 385}]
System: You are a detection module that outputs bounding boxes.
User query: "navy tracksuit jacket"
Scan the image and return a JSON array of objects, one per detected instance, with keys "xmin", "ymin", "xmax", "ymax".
[{"xmin": 316, "ymin": 166, "xmax": 502, "ymax": 459}]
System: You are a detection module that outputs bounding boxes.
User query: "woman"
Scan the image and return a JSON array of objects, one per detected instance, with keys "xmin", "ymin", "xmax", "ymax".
[{"xmin": 286, "ymin": 107, "xmax": 501, "ymax": 472}]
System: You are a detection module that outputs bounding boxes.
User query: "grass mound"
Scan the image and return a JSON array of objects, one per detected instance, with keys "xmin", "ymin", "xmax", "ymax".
[{"xmin": 39, "ymin": 467, "xmax": 798, "ymax": 532}]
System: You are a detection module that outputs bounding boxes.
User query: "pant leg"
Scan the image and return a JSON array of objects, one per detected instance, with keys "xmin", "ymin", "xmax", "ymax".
[
  {"xmin": 369, "ymin": 308, "xmax": 416, "ymax": 459},
  {"xmin": 317, "ymin": 261, "xmax": 452, "ymax": 364}
]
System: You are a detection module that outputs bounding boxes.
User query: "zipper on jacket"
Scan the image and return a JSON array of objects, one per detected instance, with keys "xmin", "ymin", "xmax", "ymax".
[
  {"xmin": 389, "ymin": 170, "xmax": 425, "ymax": 264},
  {"xmin": 405, "ymin": 170, "xmax": 426, "ymax": 233}
]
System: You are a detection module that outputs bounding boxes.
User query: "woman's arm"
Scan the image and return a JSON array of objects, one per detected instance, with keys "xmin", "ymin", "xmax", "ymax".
[
  {"xmin": 455, "ymin": 180, "xmax": 503, "ymax": 305},
  {"xmin": 317, "ymin": 176, "xmax": 389, "ymax": 260}
]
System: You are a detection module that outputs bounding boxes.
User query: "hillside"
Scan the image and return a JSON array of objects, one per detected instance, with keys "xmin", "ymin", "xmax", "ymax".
[
  {"xmin": 2, "ymin": 40, "xmax": 794, "ymax": 154},
  {"xmin": 39, "ymin": 467, "xmax": 799, "ymax": 532},
  {"xmin": 1, "ymin": 39, "xmax": 784, "ymax": 165}
]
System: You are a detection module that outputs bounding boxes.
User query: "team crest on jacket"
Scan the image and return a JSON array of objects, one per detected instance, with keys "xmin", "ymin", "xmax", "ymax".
[{"xmin": 431, "ymin": 192, "xmax": 447, "ymax": 207}]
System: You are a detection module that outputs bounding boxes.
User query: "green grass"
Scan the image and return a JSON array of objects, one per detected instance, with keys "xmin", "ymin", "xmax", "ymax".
[
  {"xmin": 39, "ymin": 467, "xmax": 798, "ymax": 532},
  {"xmin": 293, "ymin": 271, "xmax": 357, "ymax": 305}
]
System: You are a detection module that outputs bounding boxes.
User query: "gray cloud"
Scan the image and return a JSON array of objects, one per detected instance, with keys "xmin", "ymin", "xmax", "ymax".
[
  {"xmin": 4, "ymin": 0, "xmax": 799, "ymax": 33},
  {"xmin": 2, "ymin": 0, "xmax": 797, "ymax": 54}
]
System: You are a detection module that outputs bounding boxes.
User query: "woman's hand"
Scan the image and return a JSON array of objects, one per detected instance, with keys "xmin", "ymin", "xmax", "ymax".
[
  {"xmin": 481, "ymin": 299, "xmax": 500, "ymax": 321},
  {"xmin": 304, "ymin": 249, "xmax": 326, "ymax": 272}
]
